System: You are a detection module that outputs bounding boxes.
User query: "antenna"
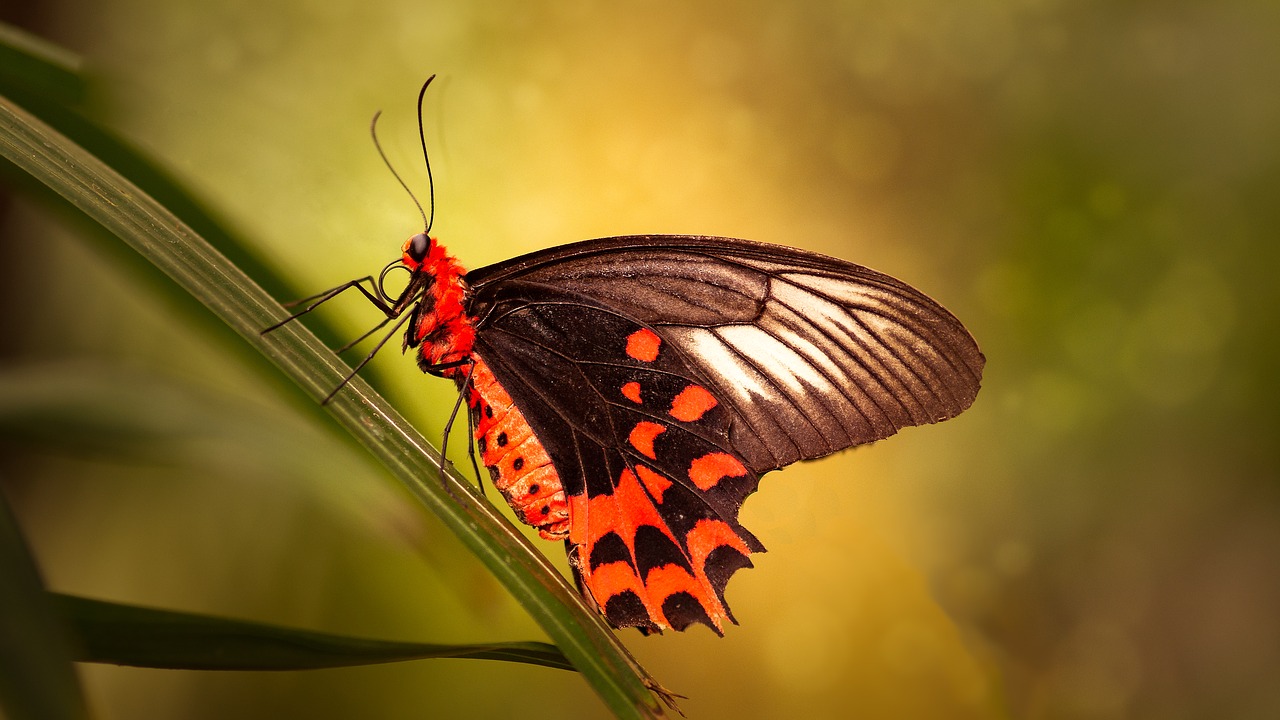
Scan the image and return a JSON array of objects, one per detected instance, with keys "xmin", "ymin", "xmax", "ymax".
[
  {"xmin": 416, "ymin": 74, "xmax": 437, "ymax": 233},
  {"xmin": 369, "ymin": 73, "xmax": 439, "ymax": 233}
]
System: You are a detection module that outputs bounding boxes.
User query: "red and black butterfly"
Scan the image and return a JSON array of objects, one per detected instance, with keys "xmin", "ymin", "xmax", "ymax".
[{"xmin": 266, "ymin": 83, "xmax": 984, "ymax": 635}]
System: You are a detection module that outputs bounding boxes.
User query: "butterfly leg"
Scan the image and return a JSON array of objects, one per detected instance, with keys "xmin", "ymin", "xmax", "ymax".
[
  {"xmin": 433, "ymin": 359, "xmax": 477, "ymax": 504},
  {"xmin": 464, "ymin": 399, "xmax": 486, "ymax": 496},
  {"xmin": 319, "ymin": 306, "xmax": 418, "ymax": 404},
  {"xmin": 333, "ymin": 315, "xmax": 394, "ymax": 354},
  {"xmin": 260, "ymin": 275, "xmax": 396, "ymax": 335}
]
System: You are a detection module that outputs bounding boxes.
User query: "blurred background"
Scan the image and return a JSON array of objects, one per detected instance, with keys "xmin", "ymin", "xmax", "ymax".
[{"xmin": 2, "ymin": 0, "xmax": 1278, "ymax": 718}]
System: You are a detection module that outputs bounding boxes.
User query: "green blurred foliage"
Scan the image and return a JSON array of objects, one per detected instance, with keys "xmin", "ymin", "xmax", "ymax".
[{"xmin": 3, "ymin": 0, "xmax": 1278, "ymax": 718}]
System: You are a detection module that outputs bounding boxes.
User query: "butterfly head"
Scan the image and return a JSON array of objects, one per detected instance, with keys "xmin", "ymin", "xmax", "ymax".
[{"xmin": 401, "ymin": 232, "xmax": 436, "ymax": 271}]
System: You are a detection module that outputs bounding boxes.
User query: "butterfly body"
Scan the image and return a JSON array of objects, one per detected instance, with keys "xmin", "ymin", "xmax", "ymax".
[{"xmin": 377, "ymin": 232, "xmax": 983, "ymax": 634}]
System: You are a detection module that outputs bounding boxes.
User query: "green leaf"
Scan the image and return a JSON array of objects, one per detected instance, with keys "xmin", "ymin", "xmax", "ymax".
[
  {"xmin": 54, "ymin": 593, "xmax": 574, "ymax": 672},
  {"xmin": 0, "ymin": 22, "xmax": 84, "ymax": 106},
  {"xmin": 0, "ymin": 19, "xmax": 378, "ymax": 417},
  {"xmin": 0, "ymin": 491, "xmax": 89, "ymax": 720},
  {"xmin": 0, "ymin": 84, "xmax": 671, "ymax": 720}
]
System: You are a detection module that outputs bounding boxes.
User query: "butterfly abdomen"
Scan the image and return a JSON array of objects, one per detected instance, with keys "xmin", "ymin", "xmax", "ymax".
[{"xmin": 466, "ymin": 357, "xmax": 571, "ymax": 540}]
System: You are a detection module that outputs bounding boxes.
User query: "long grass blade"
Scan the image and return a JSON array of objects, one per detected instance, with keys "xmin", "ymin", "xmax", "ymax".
[{"xmin": 0, "ymin": 92, "xmax": 669, "ymax": 719}]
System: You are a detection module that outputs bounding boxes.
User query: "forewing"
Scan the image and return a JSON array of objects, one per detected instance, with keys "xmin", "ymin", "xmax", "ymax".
[{"xmin": 467, "ymin": 235, "xmax": 985, "ymax": 473}]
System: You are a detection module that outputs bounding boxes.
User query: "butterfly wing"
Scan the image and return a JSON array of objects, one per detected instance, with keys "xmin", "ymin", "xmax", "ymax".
[
  {"xmin": 469, "ymin": 300, "xmax": 762, "ymax": 633},
  {"xmin": 465, "ymin": 235, "xmax": 984, "ymax": 632}
]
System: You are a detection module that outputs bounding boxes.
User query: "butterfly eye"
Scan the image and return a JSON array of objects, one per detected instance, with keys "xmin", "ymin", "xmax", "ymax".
[{"xmin": 408, "ymin": 233, "xmax": 431, "ymax": 262}]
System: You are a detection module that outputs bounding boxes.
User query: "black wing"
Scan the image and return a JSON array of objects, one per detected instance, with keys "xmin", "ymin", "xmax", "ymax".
[
  {"xmin": 463, "ymin": 235, "xmax": 983, "ymax": 632},
  {"xmin": 466, "ymin": 235, "xmax": 984, "ymax": 472}
]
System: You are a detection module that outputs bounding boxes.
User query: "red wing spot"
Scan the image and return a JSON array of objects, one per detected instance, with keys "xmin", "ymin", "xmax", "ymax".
[
  {"xmin": 686, "ymin": 519, "xmax": 753, "ymax": 570},
  {"xmin": 628, "ymin": 422, "xmax": 665, "ymax": 460},
  {"xmin": 621, "ymin": 381, "xmax": 642, "ymax": 403},
  {"xmin": 589, "ymin": 561, "xmax": 647, "ymax": 606},
  {"xmin": 644, "ymin": 565, "xmax": 701, "ymax": 614},
  {"xmin": 635, "ymin": 464, "xmax": 673, "ymax": 503},
  {"xmin": 688, "ymin": 452, "xmax": 748, "ymax": 491},
  {"xmin": 625, "ymin": 328, "xmax": 661, "ymax": 363},
  {"xmin": 669, "ymin": 385, "xmax": 718, "ymax": 422}
]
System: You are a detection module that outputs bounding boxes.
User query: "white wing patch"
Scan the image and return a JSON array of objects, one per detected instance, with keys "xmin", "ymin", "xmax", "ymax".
[
  {"xmin": 771, "ymin": 276, "xmax": 945, "ymax": 412},
  {"xmin": 674, "ymin": 327, "xmax": 772, "ymax": 404},
  {"xmin": 715, "ymin": 324, "xmax": 829, "ymax": 396},
  {"xmin": 660, "ymin": 269, "xmax": 979, "ymax": 470}
]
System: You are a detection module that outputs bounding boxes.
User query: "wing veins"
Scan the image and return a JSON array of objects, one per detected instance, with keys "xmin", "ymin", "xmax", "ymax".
[
  {"xmin": 773, "ymin": 270, "xmax": 981, "ymax": 400},
  {"xmin": 707, "ymin": 325, "xmax": 819, "ymax": 462},
  {"xmin": 769, "ymin": 271, "xmax": 962, "ymax": 416},
  {"xmin": 478, "ymin": 327, "xmax": 748, "ymax": 521},
  {"xmin": 760, "ymin": 288, "xmax": 891, "ymax": 433}
]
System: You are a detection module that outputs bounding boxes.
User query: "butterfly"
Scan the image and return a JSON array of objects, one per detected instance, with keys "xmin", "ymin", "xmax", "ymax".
[{"xmin": 265, "ymin": 83, "xmax": 984, "ymax": 635}]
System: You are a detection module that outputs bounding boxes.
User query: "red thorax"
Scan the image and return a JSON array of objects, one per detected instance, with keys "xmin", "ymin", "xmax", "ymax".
[{"xmin": 401, "ymin": 235, "xmax": 475, "ymax": 376}]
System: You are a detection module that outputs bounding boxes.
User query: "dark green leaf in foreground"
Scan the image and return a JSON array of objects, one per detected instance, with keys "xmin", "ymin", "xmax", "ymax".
[
  {"xmin": 0, "ymin": 494, "xmax": 88, "ymax": 720},
  {"xmin": 55, "ymin": 594, "xmax": 574, "ymax": 672}
]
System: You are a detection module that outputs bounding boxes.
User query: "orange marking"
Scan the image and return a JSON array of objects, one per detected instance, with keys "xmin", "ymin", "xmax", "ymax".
[
  {"xmin": 635, "ymin": 464, "xmax": 672, "ymax": 503},
  {"xmin": 621, "ymin": 381, "xmax": 642, "ymax": 403},
  {"xmin": 615, "ymin": 468, "xmax": 660, "ymax": 521},
  {"xmin": 688, "ymin": 452, "xmax": 747, "ymax": 491},
  {"xmin": 646, "ymin": 552, "xmax": 725, "ymax": 632},
  {"xmin": 570, "ymin": 463, "xmax": 743, "ymax": 632},
  {"xmin": 568, "ymin": 493, "xmax": 590, "ymax": 546},
  {"xmin": 590, "ymin": 559, "xmax": 646, "ymax": 602},
  {"xmin": 579, "ymin": 470, "xmax": 663, "ymax": 623},
  {"xmin": 684, "ymin": 518, "xmax": 751, "ymax": 628},
  {"xmin": 645, "ymin": 564, "xmax": 699, "ymax": 598},
  {"xmin": 628, "ymin": 422, "xmax": 665, "ymax": 459},
  {"xmin": 685, "ymin": 518, "xmax": 752, "ymax": 568},
  {"xmin": 669, "ymin": 385, "xmax": 718, "ymax": 422},
  {"xmin": 625, "ymin": 328, "xmax": 661, "ymax": 362}
]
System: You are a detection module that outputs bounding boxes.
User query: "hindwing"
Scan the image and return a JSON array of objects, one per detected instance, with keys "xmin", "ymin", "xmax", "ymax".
[{"xmin": 471, "ymin": 301, "xmax": 762, "ymax": 633}]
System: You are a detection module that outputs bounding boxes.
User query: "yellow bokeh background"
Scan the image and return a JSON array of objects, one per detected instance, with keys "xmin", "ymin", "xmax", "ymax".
[{"xmin": 4, "ymin": 1, "xmax": 1278, "ymax": 718}]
